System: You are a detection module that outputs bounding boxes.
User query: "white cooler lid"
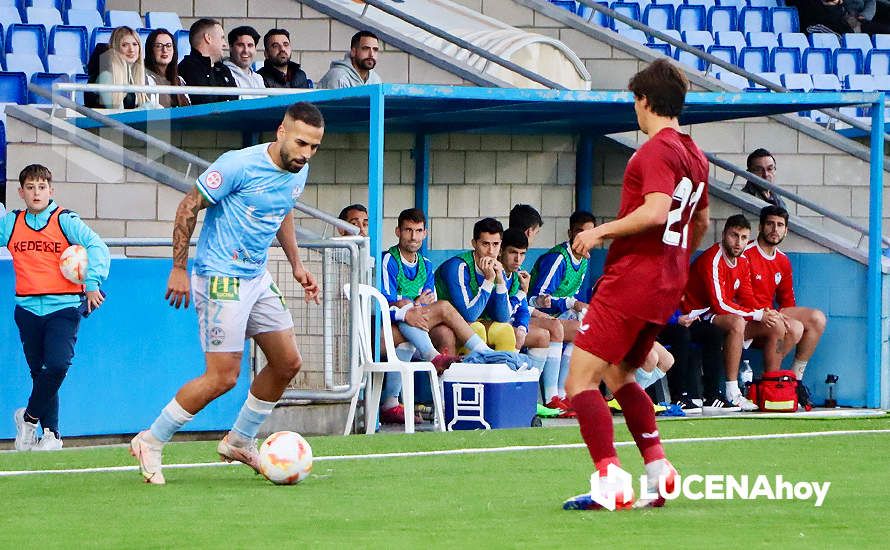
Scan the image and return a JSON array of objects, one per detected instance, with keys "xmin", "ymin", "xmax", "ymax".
[{"xmin": 441, "ymin": 362, "xmax": 540, "ymax": 383}]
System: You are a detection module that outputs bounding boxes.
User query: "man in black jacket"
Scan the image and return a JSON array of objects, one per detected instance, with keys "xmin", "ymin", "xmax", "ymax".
[
  {"xmin": 178, "ymin": 18, "xmax": 236, "ymax": 105},
  {"xmin": 257, "ymin": 29, "xmax": 310, "ymax": 89}
]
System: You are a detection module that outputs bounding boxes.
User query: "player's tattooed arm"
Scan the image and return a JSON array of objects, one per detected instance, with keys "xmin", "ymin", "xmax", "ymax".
[{"xmin": 172, "ymin": 188, "xmax": 209, "ymax": 269}]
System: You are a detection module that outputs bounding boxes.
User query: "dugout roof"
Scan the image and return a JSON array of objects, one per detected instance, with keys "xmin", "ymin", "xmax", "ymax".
[{"xmin": 74, "ymin": 84, "xmax": 877, "ymax": 135}]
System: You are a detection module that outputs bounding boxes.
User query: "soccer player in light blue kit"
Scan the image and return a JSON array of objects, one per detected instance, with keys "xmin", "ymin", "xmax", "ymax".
[{"xmin": 130, "ymin": 102, "xmax": 323, "ymax": 484}]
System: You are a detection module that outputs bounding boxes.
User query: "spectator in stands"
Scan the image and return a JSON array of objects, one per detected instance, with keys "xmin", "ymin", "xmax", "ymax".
[
  {"xmin": 794, "ymin": 0, "xmax": 890, "ymax": 34},
  {"xmin": 257, "ymin": 29, "xmax": 310, "ymax": 89},
  {"xmin": 96, "ymin": 26, "xmax": 153, "ymax": 109},
  {"xmin": 743, "ymin": 148, "xmax": 787, "ymax": 209},
  {"xmin": 337, "ymin": 204, "xmax": 368, "ymax": 237},
  {"xmin": 745, "ymin": 205, "xmax": 826, "ymax": 409},
  {"xmin": 223, "ymin": 26, "xmax": 265, "ymax": 95},
  {"xmin": 318, "ymin": 31, "xmax": 382, "ymax": 89},
  {"xmin": 682, "ymin": 215, "xmax": 804, "ymax": 411},
  {"xmin": 434, "ymin": 218, "xmax": 515, "ymax": 351},
  {"xmin": 144, "ymin": 29, "xmax": 191, "ymax": 108},
  {"xmin": 178, "ymin": 18, "xmax": 236, "ymax": 105},
  {"xmin": 509, "ymin": 204, "xmax": 543, "ymax": 243}
]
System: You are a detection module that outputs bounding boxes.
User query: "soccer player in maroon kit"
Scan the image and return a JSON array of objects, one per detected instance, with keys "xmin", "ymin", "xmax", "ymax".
[
  {"xmin": 562, "ymin": 59, "xmax": 710, "ymax": 510},
  {"xmin": 745, "ymin": 205, "xmax": 825, "ymax": 408}
]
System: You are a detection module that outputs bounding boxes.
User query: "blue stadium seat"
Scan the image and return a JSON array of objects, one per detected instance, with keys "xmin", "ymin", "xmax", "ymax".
[
  {"xmin": 810, "ymin": 32, "xmax": 840, "ymax": 51},
  {"xmin": 685, "ymin": 0, "xmax": 716, "ymax": 9},
  {"xmin": 88, "ymin": 25, "xmax": 111, "ymax": 50},
  {"xmin": 578, "ymin": 2, "xmax": 611, "ymax": 28},
  {"xmin": 682, "ymin": 29, "xmax": 715, "ymax": 48},
  {"xmin": 649, "ymin": 28, "xmax": 681, "ymax": 45},
  {"xmin": 28, "ymin": 0, "xmax": 63, "ymax": 8},
  {"xmin": 69, "ymin": 0, "xmax": 105, "ymax": 12},
  {"xmin": 6, "ymin": 23, "xmax": 46, "ymax": 58},
  {"xmin": 550, "ymin": 0, "xmax": 577, "ymax": 14},
  {"xmin": 746, "ymin": 31, "xmax": 778, "ymax": 49},
  {"xmin": 25, "ymin": 7, "xmax": 62, "ymax": 30},
  {"xmin": 752, "ymin": 71, "xmax": 781, "ymax": 88},
  {"xmin": 748, "ymin": 0, "xmax": 778, "ymax": 7},
  {"xmin": 866, "ymin": 49, "xmax": 890, "ymax": 75},
  {"xmin": 46, "ymin": 52, "xmax": 81, "ymax": 74},
  {"xmin": 811, "ymin": 73, "xmax": 841, "ymax": 91},
  {"xmin": 104, "ymin": 10, "xmax": 142, "ymax": 30},
  {"xmin": 706, "ymin": 6, "xmax": 737, "ymax": 32},
  {"xmin": 675, "ymin": 45, "xmax": 707, "ymax": 70},
  {"xmin": 137, "ymin": 26, "xmax": 150, "ymax": 47},
  {"xmin": 779, "ymin": 32, "xmax": 809, "ymax": 54},
  {"xmin": 643, "ymin": 4, "xmax": 674, "ymax": 29},
  {"xmin": 65, "ymin": 8, "xmax": 100, "ymax": 35},
  {"xmin": 842, "ymin": 33, "xmax": 873, "ymax": 58},
  {"xmin": 716, "ymin": 0, "xmax": 745, "ymax": 6},
  {"xmin": 873, "ymin": 74, "xmax": 890, "ymax": 90},
  {"xmin": 5, "ymin": 52, "xmax": 46, "ymax": 75},
  {"xmin": 646, "ymin": 42, "xmax": 672, "ymax": 56},
  {"xmin": 874, "ymin": 34, "xmax": 890, "ymax": 49},
  {"xmin": 609, "ymin": 2, "xmax": 642, "ymax": 31},
  {"xmin": 715, "ymin": 68, "xmax": 749, "ymax": 88},
  {"xmin": 29, "ymin": 70, "xmax": 67, "ymax": 104},
  {"xmin": 769, "ymin": 7, "xmax": 798, "ymax": 33},
  {"xmin": 738, "ymin": 6, "xmax": 770, "ymax": 32},
  {"xmin": 676, "ymin": 4, "xmax": 706, "ymax": 31},
  {"xmin": 715, "ymin": 30, "xmax": 746, "ymax": 54},
  {"xmin": 618, "ymin": 27, "xmax": 648, "ymax": 44},
  {"xmin": 803, "ymin": 47, "xmax": 833, "ymax": 74},
  {"xmin": 707, "ymin": 44, "xmax": 737, "ymax": 65},
  {"xmin": 0, "ymin": 70, "xmax": 27, "ymax": 104},
  {"xmin": 770, "ymin": 46, "xmax": 800, "ymax": 72},
  {"xmin": 833, "ymin": 48, "xmax": 863, "ymax": 78},
  {"xmin": 174, "ymin": 28, "xmax": 189, "ymax": 62},
  {"xmin": 845, "ymin": 74, "xmax": 875, "ymax": 91},
  {"xmin": 781, "ymin": 72, "xmax": 813, "ymax": 91},
  {"xmin": 49, "ymin": 24, "xmax": 86, "ymax": 64},
  {"xmin": 739, "ymin": 45, "xmax": 769, "ymax": 72},
  {"xmin": 0, "ymin": 7, "xmax": 22, "ymax": 28}
]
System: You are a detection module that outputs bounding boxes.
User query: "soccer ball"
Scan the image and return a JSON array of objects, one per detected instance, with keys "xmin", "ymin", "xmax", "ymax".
[
  {"xmin": 258, "ymin": 431, "xmax": 313, "ymax": 485},
  {"xmin": 59, "ymin": 245, "xmax": 87, "ymax": 284}
]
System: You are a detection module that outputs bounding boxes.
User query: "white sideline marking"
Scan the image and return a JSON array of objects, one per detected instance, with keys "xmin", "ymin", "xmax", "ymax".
[{"xmin": 1, "ymin": 428, "xmax": 888, "ymax": 478}]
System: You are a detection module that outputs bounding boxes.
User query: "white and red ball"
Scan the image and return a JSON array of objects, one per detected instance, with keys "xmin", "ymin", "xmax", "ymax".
[
  {"xmin": 259, "ymin": 431, "xmax": 313, "ymax": 485},
  {"xmin": 59, "ymin": 245, "xmax": 87, "ymax": 284}
]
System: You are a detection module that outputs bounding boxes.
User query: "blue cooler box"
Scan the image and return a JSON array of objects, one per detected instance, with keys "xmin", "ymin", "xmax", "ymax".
[{"xmin": 442, "ymin": 363, "xmax": 540, "ymax": 430}]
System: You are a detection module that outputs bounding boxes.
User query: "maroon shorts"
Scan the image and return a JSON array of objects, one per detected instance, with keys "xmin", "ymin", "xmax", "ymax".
[{"xmin": 574, "ymin": 296, "xmax": 664, "ymax": 368}]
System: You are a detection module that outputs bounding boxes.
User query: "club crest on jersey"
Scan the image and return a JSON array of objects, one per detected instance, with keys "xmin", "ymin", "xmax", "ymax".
[
  {"xmin": 734, "ymin": 278, "xmax": 740, "ymax": 290},
  {"xmin": 205, "ymin": 170, "xmax": 223, "ymax": 189},
  {"xmin": 775, "ymin": 273, "xmax": 782, "ymax": 285}
]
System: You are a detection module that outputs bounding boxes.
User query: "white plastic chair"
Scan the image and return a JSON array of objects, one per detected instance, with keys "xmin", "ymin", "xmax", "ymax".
[{"xmin": 343, "ymin": 284, "xmax": 445, "ymax": 435}]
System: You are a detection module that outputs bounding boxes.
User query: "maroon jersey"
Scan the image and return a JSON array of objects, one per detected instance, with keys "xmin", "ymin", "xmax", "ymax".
[
  {"xmin": 593, "ymin": 127, "xmax": 709, "ymax": 324},
  {"xmin": 744, "ymin": 241, "xmax": 796, "ymax": 310}
]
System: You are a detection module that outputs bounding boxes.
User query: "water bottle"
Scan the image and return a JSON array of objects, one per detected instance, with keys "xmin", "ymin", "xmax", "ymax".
[{"xmin": 740, "ymin": 360, "xmax": 754, "ymax": 396}]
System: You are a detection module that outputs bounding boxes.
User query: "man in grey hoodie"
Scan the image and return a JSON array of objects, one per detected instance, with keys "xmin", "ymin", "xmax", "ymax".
[{"xmin": 318, "ymin": 31, "xmax": 383, "ymax": 89}]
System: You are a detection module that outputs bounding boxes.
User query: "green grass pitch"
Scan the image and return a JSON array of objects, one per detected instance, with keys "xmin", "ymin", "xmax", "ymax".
[{"xmin": 1, "ymin": 416, "xmax": 888, "ymax": 548}]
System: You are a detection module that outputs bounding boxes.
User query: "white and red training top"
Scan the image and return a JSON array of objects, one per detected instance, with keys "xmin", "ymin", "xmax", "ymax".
[
  {"xmin": 681, "ymin": 242, "xmax": 763, "ymax": 321},
  {"xmin": 744, "ymin": 241, "xmax": 796, "ymax": 310}
]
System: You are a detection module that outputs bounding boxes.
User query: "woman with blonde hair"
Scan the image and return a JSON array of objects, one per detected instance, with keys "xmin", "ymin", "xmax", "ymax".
[{"xmin": 96, "ymin": 26, "xmax": 154, "ymax": 109}]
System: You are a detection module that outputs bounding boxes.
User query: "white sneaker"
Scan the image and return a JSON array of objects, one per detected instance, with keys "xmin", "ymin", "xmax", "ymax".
[
  {"xmin": 130, "ymin": 430, "xmax": 165, "ymax": 484},
  {"xmin": 13, "ymin": 408, "xmax": 38, "ymax": 451},
  {"xmin": 33, "ymin": 431, "xmax": 63, "ymax": 451},
  {"xmin": 729, "ymin": 393, "xmax": 759, "ymax": 412},
  {"xmin": 217, "ymin": 433, "xmax": 261, "ymax": 473}
]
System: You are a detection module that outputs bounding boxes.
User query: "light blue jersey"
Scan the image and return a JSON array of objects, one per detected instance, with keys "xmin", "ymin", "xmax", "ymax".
[{"xmin": 194, "ymin": 143, "xmax": 309, "ymax": 278}]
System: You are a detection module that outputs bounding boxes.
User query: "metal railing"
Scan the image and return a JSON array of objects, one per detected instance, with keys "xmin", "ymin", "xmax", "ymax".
[{"xmin": 570, "ymin": 0, "xmax": 890, "ymax": 142}]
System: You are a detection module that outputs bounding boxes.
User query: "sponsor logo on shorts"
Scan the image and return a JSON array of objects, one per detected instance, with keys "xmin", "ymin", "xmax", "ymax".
[
  {"xmin": 209, "ymin": 276, "xmax": 240, "ymax": 301},
  {"xmin": 205, "ymin": 170, "xmax": 223, "ymax": 190},
  {"xmin": 209, "ymin": 326, "xmax": 226, "ymax": 346}
]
